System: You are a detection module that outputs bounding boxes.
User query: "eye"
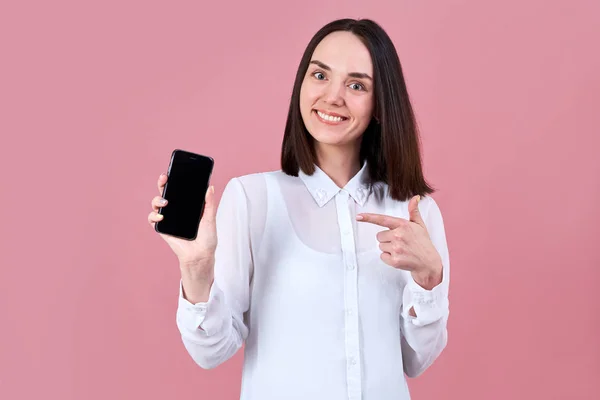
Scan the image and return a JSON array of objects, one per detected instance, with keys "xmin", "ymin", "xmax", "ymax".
[
  {"xmin": 312, "ymin": 71, "xmax": 326, "ymax": 80},
  {"xmin": 349, "ymin": 82, "xmax": 364, "ymax": 91}
]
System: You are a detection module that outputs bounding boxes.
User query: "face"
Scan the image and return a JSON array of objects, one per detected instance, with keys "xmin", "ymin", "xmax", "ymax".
[{"xmin": 299, "ymin": 31, "xmax": 375, "ymax": 151}]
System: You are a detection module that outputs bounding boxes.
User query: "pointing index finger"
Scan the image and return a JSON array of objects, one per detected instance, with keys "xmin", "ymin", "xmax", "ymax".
[{"xmin": 356, "ymin": 213, "xmax": 406, "ymax": 229}]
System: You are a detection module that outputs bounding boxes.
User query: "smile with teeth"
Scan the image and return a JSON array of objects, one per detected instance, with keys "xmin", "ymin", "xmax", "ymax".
[{"xmin": 315, "ymin": 110, "xmax": 348, "ymax": 123}]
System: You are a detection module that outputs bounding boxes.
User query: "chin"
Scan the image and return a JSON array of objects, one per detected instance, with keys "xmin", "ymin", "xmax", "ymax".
[{"xmin": 309, "ymin": 129, "xmax": 355, "ymax": 147}]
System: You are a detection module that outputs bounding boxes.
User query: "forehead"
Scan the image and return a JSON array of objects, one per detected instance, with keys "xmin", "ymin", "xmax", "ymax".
[{"xmin": 311, "ymin": 31, "xmax": 373, "ymax": 75}]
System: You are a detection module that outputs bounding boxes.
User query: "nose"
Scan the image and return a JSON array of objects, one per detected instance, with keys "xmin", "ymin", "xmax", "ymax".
[{"xmin": 323, "ymin": 80, "xmax": 345, "ymax": 106}]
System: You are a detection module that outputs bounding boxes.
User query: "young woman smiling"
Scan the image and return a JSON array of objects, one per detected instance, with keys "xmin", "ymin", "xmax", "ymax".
[{"xmin": 148, "ymin": 18, "xmax": 450, "ymax": 400}]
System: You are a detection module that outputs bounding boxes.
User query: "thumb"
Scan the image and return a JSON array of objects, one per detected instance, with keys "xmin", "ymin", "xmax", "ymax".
[
  {"xmin": 201, "ymin": 185, "xmax": 217, "ymax": 226},
  {"xmin": 408, "ymin": 195, "xmax": 426, "ymax": 228}
]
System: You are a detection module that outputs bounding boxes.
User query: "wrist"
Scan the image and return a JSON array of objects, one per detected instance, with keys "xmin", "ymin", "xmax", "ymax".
[
  {"xmin": 179, "ymin": 255, "xmax": 214, "ymax": 276},
  {"xmin": 181, "ymin": 274, "xmax": 214, "ymax": 304},
  {"xmin": 411, "ymin": 259, "xmax": 443, "ymax": 290},
  {"xmin": 180, "ymin": 259, "xmax": 215, "ymax": 304}
]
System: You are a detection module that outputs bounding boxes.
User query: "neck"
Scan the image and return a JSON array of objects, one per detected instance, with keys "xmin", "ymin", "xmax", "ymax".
[{"xmin": 314, "ymin": 142, "xmax": 362, "ymax": 188}]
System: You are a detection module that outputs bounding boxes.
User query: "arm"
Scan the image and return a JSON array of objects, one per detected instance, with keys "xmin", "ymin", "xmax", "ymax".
[
  {"xmin": 175, "ymin": 177, "xmax": 254, "ymax": 369},
  {"xmin": 400, "ymin": 196, "xmax": 450, "ymax": 377}
]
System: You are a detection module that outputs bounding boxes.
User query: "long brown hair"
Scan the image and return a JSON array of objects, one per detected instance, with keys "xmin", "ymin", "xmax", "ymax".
[{"xmin": 280, "ymin": 18, "xmax": 435, "ymax": 202}]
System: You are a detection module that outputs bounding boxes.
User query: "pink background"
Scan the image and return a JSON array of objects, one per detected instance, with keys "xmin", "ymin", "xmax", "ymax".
[{"xmin": 1, "ymin": 0, "xmax": 599, "ymax": 399}]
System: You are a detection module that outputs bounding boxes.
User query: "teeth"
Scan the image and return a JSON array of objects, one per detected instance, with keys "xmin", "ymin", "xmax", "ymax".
[{"xmin": 317, "ymin": 111, "xmax": 344, "ymax": 122}]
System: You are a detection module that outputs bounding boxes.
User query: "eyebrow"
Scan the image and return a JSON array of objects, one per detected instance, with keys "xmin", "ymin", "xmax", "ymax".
[{"xmin": 309, "ymin": 60, "xmax": 372, "ymax": 81}]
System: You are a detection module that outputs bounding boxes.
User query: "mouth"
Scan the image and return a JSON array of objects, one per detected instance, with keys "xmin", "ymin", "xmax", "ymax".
[{"xmin": 314, "ymin": 109, "xmax": 349, "ymax": 125}]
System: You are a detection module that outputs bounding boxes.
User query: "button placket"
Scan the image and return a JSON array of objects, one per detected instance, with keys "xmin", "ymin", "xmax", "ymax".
[{"xmin": 335, "ymin": 190, "xmax": 362, "ymax": 400}]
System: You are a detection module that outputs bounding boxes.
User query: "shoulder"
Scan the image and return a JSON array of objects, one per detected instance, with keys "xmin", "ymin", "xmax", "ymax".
[
  {"xmin": 223, "ymin": 169, "xmax": 286, "ymax": 203},
  {"xmin": 230, "ymin": 170, "xmax": 282, "ymax": 190},
  {"xmin": 234, "ymin": 170, "xmax": 282, "ymax": 186},
  {"xmin": 234, "ymin": 169, "xmax": 302, "ymax": 190}
]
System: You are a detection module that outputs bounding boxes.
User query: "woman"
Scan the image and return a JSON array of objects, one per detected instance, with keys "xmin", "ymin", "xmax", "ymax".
[{"xmin": 148, "ymin": 18, "xmax": 450, "ymax": 400}]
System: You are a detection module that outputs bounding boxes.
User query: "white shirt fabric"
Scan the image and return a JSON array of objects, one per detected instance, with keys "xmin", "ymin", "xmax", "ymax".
[{"xmin": 175, "ymin": 162, "xmax": 450, "ymax": 400}]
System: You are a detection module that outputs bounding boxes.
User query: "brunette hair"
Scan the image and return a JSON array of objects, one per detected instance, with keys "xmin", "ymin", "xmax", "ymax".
[{"xmin": 280, "ymin": 18, "xmax": 435, "ymax": 201}]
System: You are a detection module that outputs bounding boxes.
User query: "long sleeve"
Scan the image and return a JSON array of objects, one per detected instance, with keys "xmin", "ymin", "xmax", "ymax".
[
  {"xmin": 175, "ymin": 177, "xmax": 254, "ymax": 369},
  {"xmin": 400, "ymin": 196, "xmax": 450, "ymax": 377}
]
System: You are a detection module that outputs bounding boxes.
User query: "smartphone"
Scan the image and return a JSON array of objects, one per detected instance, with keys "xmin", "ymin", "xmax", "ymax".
[{"xmin": 154, "ymin": 149, "xmax": 214, "ymax": 240}]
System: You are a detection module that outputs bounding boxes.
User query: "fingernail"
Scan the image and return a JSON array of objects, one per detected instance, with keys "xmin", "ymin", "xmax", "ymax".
[
  {"xmin": 356, "ymin": 215, "xmax": 363, "ymax": 220},
  {"xmin": 210, "ymin": 185, "xmax": 215, "ymax": 193},
  {"xmin": 157, "ymin": 213, "xmax": 164, "ymax": 219},
  {"xmin": 159, "ymin": 198, "xmax": 167, "ymax": 205},
  {"xmin": 416, "ymin": 195, "xmax": 421, "ymax": 203}
]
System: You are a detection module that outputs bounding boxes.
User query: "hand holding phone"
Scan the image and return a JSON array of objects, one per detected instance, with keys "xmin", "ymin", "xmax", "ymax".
[{"xmin": 148, "ymin": 149, "xmax": 218, "ymax": 267}]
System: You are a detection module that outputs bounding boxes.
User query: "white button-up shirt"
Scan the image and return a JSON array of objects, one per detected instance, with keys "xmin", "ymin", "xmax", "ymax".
[{"xmin": 176, "ymin": 162, "xmax": 450, "ymax": 400}]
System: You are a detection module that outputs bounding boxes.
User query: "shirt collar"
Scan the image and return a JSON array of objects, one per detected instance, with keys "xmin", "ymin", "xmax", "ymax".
[{"xmin": 298, "ymin": 161, "xmax": 372, "ymax": 207}]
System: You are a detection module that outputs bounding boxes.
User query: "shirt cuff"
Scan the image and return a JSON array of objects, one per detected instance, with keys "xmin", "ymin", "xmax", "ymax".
[
  {"xmin": 177, "ymin": 279, "xmax": 226, "ymax": 336},
  {"xmin": 402, "ymin": 274, "xmax": 449, "ymax": 327}
]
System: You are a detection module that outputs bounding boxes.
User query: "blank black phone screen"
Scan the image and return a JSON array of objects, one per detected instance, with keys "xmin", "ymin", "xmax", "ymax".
[{"xmin": 155, "ymin": 149, "xmax": 214, "ymax": 240}]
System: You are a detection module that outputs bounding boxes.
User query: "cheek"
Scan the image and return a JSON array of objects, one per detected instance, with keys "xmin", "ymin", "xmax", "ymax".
[
  {"xmin": 300, "ymin": 80, "xmax": 314, "ymax": 103},
  {"xmin": 299, "ymin": 82, "xmax": 316, "ymax": 112},
  {"xmin": 299, "ymin": 97, "xmax": 309, "ymax": 120},
  {"xmin": 348, "ymin": 97, "xmax": 374, "ymax": 124}
]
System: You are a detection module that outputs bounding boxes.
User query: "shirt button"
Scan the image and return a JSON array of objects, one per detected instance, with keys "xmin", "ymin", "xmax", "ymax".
[
  {"xmin": 349, "ymin": 357, "xmax": 357, "ymax": 366},
  {"xmin": 347, "ymin": 262, "xmax": 355, "ymax": 270},
  {"xmin": 346, "ymin": 309, "xmax": 353, "ymax": 316}
]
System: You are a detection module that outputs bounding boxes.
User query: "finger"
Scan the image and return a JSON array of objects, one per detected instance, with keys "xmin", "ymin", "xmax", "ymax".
[
  {"xmin": 151, "ymin": 196, "xmax": 168, "ymax": 212},
  {"xmin": 357, "ymin": 213, "xmax": 406, "ymax": 229},
  {"xmin": 380, "ymin": 252, "xmax": 394, "ymax": 267},
  {"xmin": 408, "ymin": 195, "xmax": 426, "ymax": 228},
  {"xmin": 200, "ymin": 185, "xmax": 216, "ymax": 226},
  {"xmin": 378, "ymin": 242, "xmax": 394, "ymax": 254},
  {"xmin": 148, "ymin": 211, "xmax": 164, "ymax": 226},
  {"xmin": 376, "ymin": 229, "xmax": 394, "ymax": 243},
  {"xmin": 157, "ymin": 173, "xmax": 168, "ymax": 195}
]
